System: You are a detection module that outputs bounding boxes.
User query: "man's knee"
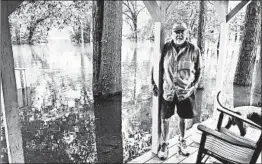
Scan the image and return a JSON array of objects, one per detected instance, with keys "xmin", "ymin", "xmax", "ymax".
[
  {"xmin": 162, "ymin": 118, "xmax": 171, "ymax": 124},
  {"xmin": 179, "ymin": 118, "xmax": 185, "ymax": 124}
]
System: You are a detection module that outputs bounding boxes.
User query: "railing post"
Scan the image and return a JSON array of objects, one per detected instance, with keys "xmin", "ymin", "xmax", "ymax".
[
  {"xmin": 213, "ymin": 1, "xmax": 229, "ymax": 117},
  {"xmin": 151, "ymin": 22, "xmax": 161, "ymax": 154},
  {"xmin": 1, "ymin": 2, "xmax": 25, "ymax": 162}
]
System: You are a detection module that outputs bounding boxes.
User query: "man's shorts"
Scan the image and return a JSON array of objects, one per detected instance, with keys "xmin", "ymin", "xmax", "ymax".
[{"xmin": 160, "ymin": 93, "xmax": 196, "ymax": 119}]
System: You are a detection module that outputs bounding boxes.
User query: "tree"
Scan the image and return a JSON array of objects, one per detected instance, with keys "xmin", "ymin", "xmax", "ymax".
[
  {"xmin": 68, "ymin": 1, "xmax": 92, "ymax": 43},
  {"xmin": 194, "ymin": 0, "xmax": 206, "ymax": 124},
  {"xmin": 9, "ymin": 1, "xmax": 92, "ymax": 45},
  {"xmin": 130, "ymin": 43, "xmax": 138, "ymax": 102},
  {"xmin": 233, "ymin": 1, "xmax": 261, "ymax": 107},
  {"xmin": 251, "ymin": 11, "xmax": 261, "ymax": 107},
  {"xmin": 165, "ymin": 1, "xmax": 199, "ymax": 40},
  {"xmin": 92, "ymin": 1, "xmax": 123, "ymax": 163},
  {"xmin": 122, "ymin": 1, "xmax": 145, "ymax": 42},
  {"xmin": 9, "ymin": 1, "xmax": 64, "ymax": 44},
  {"xmin": 251, "ymin": 52, "xmax": 261, "ymax": 106}
]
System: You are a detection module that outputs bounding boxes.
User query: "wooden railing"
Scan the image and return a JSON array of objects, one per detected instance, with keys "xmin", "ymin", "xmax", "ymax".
[{"xmin": 15, "ymin": 68, "xmax": 30, "ymax": 108}]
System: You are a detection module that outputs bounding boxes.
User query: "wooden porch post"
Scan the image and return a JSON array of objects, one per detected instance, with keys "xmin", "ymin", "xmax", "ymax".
[
  {"xmin": 151, "ymin": 22, "xmax": 161, "ymax": 154},
  {"xmin": 213, "ymin": 1, "xmax": 229, "ymax": 117},
  {"xmin": 1, "ymin": 1, "xmax": 25, "ymax": 162},
  {"xmin": 143, "ymin": 1, "xmax": 161, "ymax": 154},
  {"xmin": 143, "ymin": 1, "xmax": 177, "ymax": 154}
]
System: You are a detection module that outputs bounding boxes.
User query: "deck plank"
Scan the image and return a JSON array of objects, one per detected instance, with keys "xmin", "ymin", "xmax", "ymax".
[
  {"xmin": 145, "ymin": 133, "xmax": 194, "ymax": 163},
  {"xmin": 162, "ymin": 135, "xmax": 196, "ymax": 163},
  {"xmin": 129, "ymin": 135, "xmax": 181, "ymax": 163},
  {"xmin": 128, "ymin": 150, "xmax": 155, "ymax": 163},
  {"xmin": 163, "ymin": 143, "xmax": 197, "ymax": 163},
  {"xmin": 204, "ymin": 156, "xmax": 222, "ymax": 164},
  {"xmin": 179, "ymin": 147, "xmax": 198, "ymax": 163}
]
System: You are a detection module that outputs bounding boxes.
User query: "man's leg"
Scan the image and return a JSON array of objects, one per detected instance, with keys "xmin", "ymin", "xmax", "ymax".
[
  {"xmin": 158, "ymin": 99, "xmax": 174, "ymax": 160},
  {"xmin": 158, "ymin": 118, "xmax": 170, "ymax": 160},
  {"xmin": 179, "ymin": 117, "xmax": 185, "ymax": 140},
  {"xmin": 176, "ymin": 94, "xmax": 195, "ymax": 156},
  {"xmin": 161, "ymin": 118, "xmax": 171, "ymax": 145},
  {"xmin": 178, "ymin": 117, "xmax": 190, "ymax": 156}
]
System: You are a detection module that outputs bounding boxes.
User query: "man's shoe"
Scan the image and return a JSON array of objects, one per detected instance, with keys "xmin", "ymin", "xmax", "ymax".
[
  {"xmin": 178, "ymin": 139, "xmax": 190, "ymax": 156},
  {"xmin": 158, "ymin": 143, "xmax": 168, "ymax": 160}
]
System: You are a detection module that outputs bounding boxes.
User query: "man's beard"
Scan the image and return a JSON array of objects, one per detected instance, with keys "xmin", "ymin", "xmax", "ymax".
[{"xmin": 174, "ymin": 37, "xmax": 186, "ymax": 45}]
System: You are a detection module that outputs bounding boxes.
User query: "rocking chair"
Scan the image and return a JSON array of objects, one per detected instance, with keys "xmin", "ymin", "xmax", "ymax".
[{"xmin": 196, "ymin": 91, "xmax": 262, "ymax": 164}]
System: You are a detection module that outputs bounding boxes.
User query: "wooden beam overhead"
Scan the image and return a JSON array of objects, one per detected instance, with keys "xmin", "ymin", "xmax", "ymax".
[
  {"xmin": 226, "ymin": 0, "xmax": 251, "ymax": 22},
  {"xmin": 166, "ymin": 1, "xmax": 178, "ymax": 17},
  {"xmin": 143, "ymin": 1, "xmax": 161, "ymax": 22}
]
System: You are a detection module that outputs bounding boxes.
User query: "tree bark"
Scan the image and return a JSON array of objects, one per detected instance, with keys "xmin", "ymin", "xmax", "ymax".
[
  {"xmin": 133, "ymin": 43, "xmax": 137, "ymax": 102},
  {"xmin": 93, "ymin": 1, "xmax": 104, "ymax": 95},
  {"xmin": 251, "ymin": 0, "xmax": 261, "ymax": 107},
  {"xmin": 92, "ymin": 1, "xmax": 123, "ymax": 163},
  {"xmin": 193, "ymin": 0, "xmax": 206, "ymax": 124},
  {"xmin": 197, "ymin": 0, "xmax": 206, "ymax": 88},
  {"xmin": 134, "ymin": 16, "xmax": 138, "ymax": 42},
  {"xmin": 233, "ymin": 1, "xmax": 261, "ymax": 107},
  {"xmin": 251, "ymin": 54, "xmax": 261, "ymax": 106}
]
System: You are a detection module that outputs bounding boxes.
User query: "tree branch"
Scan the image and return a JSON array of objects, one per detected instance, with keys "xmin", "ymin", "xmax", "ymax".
[
  {"xmin": 123, "ymin": 12, "xmax": 133, "ymax": 21},
  {"xmin": 136, "ymin": 6, "xmax": 145, "ymax": 16},
  {"xmin": 128, "ymin": 0, "xmax": 136, "ymax": 14},
  {"xmin": 166, "ymin": 1, "xmax": 178, "ymax": 16},
  {"xmin": 123, "ymin": 1, "xmax": 133, "ymax": 15},
  {"xmin": 124, "ymin": 19, "xmax": 134, "ymax": 32},
  {"xmin": 165, "ymin": 2, "xmax": 172, "ymax": 14}
]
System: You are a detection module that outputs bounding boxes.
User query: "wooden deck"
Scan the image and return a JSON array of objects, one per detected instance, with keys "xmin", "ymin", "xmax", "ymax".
[{"xmin": 128, "ymin": 118, "xmax": 262, "ymax": 164}]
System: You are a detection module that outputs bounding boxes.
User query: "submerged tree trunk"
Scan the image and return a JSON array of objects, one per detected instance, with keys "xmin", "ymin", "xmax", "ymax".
[
  {"xmin": 133, "ymin": 43, "xmax": 137, "ymax": 102},
  {"xmin": 92, "ymin": 1, "xmax": 123, "ymax": 163},
  {"xmin": 251, "ymin": 54, "xmax": 261, "ymax": 106},
  {"xmin": 80, "ymin": 19, "xmax": 89, "ymax": 105},
  {"xmin": 233, "ymin": 1, "xmax": 261, "ymax": 107}
]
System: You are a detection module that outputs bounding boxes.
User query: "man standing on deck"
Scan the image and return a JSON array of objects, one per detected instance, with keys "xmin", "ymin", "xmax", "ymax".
[{"xmin": 151, "ymin": 21, "xmax": 203, "ymax": 160}]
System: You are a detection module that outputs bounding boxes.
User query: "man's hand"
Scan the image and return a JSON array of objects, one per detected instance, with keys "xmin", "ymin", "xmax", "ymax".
[
  {"xmin": 152, "ymin": 84, "xmax": 159, "ymax": 96},
  {"xmin": 177, "ymin": 85, "xmax": 196, "ymax": 101}
]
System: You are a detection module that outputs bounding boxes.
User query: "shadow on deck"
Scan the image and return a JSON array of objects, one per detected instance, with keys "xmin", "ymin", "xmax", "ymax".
[{"xmin": 128, "ymin": 117, "xmax": 262, "ymax": 164}]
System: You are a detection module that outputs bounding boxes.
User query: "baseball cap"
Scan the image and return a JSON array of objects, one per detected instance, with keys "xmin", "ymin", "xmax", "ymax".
[{"xmin": 172, "ymin": 22, "xmax": 187, "ymax": 32}]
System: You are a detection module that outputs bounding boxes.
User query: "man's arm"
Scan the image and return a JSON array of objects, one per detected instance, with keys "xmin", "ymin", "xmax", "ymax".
[
  {"xmin": 181, "ymin": 47, "xmax": 203, "ymax": 99},
  {"xmin": 151, "ymin": 66, "xmax": 155, "ymax": 85},
  {"xmin": 192, "ymin": 48, "xmax": 203, "ymax": 90},
  {"xmin": 151, "ymin": 42, "xmax": 169, "ymax": 96}
]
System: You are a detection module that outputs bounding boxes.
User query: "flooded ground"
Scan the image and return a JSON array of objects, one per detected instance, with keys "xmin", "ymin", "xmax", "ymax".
[{"xmin": 1, "ymin": 38, "xmax": 248, "ymax": 163}]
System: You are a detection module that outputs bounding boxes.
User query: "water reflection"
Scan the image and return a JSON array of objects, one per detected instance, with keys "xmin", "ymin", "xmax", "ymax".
[
  {"xmin": 11, "ymin": 40, "xmax": 96, "ymax": 163},
  {"xmin": 122, "ymin": 41, "xmax": 154, "ymax": 162}
]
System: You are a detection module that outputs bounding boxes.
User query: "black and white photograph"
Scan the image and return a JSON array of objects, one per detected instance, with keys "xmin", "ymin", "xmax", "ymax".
[{"xmin": 0, "ymin": 0, "xmax": 261, "ymax": 163}]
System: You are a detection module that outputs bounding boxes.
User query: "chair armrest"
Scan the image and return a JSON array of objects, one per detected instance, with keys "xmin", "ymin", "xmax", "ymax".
[
  {"xmin": 217, "ymin": 91, "xmax": 262, "ymax": 130},
  {"xmin": 220, "ymin": 127, "xmax": 257, "ymax": 147},
  {"xmin": 197, "ymin": 124, "xmax": 256, "ymax": 149}
]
